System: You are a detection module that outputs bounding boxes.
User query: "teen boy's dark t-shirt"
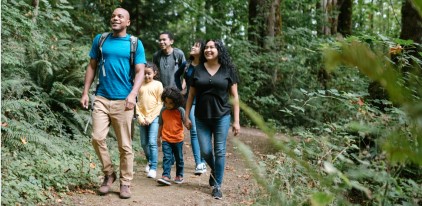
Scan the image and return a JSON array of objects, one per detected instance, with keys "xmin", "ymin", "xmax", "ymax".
[{"xmin": 190, "ymin": 63, "xmax": 238, "ymax": 119}]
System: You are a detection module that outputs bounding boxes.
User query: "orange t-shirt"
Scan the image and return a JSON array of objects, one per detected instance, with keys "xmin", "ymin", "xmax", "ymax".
[{"xmin": 159, "ymin": 107, "xmax": 185, "ymax": 143}]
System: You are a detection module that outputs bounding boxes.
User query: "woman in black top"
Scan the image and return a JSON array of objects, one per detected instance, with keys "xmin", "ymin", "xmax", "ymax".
[{"xmin": 184, "ymin": 39, "xmax": 240, "ymax": 200}]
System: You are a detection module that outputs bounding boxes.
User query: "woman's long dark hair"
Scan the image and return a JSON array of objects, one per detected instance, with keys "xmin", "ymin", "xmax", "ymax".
[{"xmin": 200, "ymin": 39, "xmax": 235, "ymax": 71}]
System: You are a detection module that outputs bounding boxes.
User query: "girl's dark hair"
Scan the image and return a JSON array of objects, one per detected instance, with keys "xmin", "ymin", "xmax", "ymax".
[
  {"xmin": 161, "ymin": 87, "xmax": 184, "ymax": 108},
  {"xmin": 189, "ymin": 39, "xmax": 205, "ymax": 61},
  {"xmin": 200, "ymin": 39, "xmax": 235, "ymax": 71},
  {"xmin": 145, "ymin": 61, "xmax": 160, "ymax": 80}
]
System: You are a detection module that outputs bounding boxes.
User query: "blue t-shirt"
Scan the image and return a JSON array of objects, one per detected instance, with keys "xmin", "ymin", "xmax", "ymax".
[{"xmin": 89, "ymin": 34, "xmax": 146, "ymax": 100}]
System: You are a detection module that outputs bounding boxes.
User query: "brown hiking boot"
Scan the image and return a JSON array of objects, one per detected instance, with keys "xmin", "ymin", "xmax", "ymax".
[
  {"xmin": 98, "ymin": 172, "xmax": 116, "ymax": 195},
  {"xmin": 119, "ymin": 185, "xmax": 131, "ymax": 199}
]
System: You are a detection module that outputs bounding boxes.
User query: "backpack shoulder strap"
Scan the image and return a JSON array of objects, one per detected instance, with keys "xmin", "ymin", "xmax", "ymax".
[
  {"xmin": 129, "ymin": 35, "xmax": 138, "ymax": 67},
  {"xmin": 129, "ymin": 35, "xmax": 138, "ymax": 81},
  {"xmin": 97, "ymin": 32, "xmax": 111, "ymax": 61}
]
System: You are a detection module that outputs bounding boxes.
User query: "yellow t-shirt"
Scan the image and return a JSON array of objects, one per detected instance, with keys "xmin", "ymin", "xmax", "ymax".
[{"xmin": 136, "ymin": 80, "xmax": 163, "ymax": 123}]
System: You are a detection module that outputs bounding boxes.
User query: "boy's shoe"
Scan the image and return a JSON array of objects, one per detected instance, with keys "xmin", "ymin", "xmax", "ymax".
[
  {"xmin": 194, "ymin": 163, "xmax": 207, "ymax": 176},
  {"xmin": 145, "ymin": 164, "xmax": 150, "ymax": 173},
  {"xmin": 212, "ymin": 187, "xmax": 223, "ymax": 200},
  {"xmin": 147, "ymin": 170, "xmax": 157, "ymax": 178},
  {"xmin": 174, "ymin": 176, "xmax": 184, "ymax": 184},
  {"xmin": 157, "ymin": 176, "xmax": 172, "ymax": 186},
  {"xmin": 119, "ymin": 185, "xmax": 131, "ymax": 199},
  {"xmin": 99, "ymin": 172, "xmax": 117, "ymax": 195}
]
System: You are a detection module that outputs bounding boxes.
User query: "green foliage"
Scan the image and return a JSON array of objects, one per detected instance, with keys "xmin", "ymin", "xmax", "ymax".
[
  {"xmin": 1, "ymin": 0, "xmax": 102, "ymax": 204},
  {"xmin": 324, "ymin": 38, "xmax": 422, "ymax": 165},
  {"xmin": 412, "ymin": 0, "xmax": 422, "ymax": 17},
  {"xmin": 236, "ymin": 94, "xmax": 421, "ymax": 205}
]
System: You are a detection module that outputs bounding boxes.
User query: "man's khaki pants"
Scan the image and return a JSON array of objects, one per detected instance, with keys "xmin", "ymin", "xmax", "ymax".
[{"xmin": 91, "ymin": 96, "xmax": 134, "ymax": 186}]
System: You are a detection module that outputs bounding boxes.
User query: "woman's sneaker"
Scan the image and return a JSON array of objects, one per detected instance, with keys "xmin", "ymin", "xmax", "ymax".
[
  {"xmin": 147, "ymin": 170, "xmax": 156, "ymax": 178},
  {"xmin": 212, "ymin": 187, "xmax": 223, "ymax": 200},
  {"xmin": 157, "ymin": 176, "xmax": 171, "ymax": 186},
  {"xmin": 194, "ymin": 163, "xmax": 207, "ymax": 175},
  {"xmin": 174, "ymin": 176, "xmax": 184, "ymax": 184}
]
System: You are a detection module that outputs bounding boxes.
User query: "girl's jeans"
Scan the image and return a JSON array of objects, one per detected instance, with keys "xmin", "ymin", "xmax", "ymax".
[
  {"xmin": 196, "ymin": 115, "xmax": 231, "ymax": 187},
  {"xmin": 139, "ymin": 117, "xmax": 159, "ymax": 170},
  {"xmin": 189, "ymin": 105, "xmax": 205, "ymax": 166},
  {"xmin": 162, "ymin": 141, "xmax": 184, "ymax": 178}
]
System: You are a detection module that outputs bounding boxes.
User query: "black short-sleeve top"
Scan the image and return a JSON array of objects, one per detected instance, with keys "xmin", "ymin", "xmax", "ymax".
[{"xmin": 190, "ymin": 63, "xmax": 239, "ymax": 119}]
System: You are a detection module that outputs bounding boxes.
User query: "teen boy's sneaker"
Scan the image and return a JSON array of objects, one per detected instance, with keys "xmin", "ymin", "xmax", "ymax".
[
  {"xmin": 98, "ymin": 172, "xmax": 117, "ymax": 195},
  {"xmin": 174, "ymin": 176, "xmax": 184, "ymax": 184},
  {"xmin": 157, "ymin": 176, "xmax": 172, "ymax": 186},
  {"xmin": 194, "ymin": 163, "xmax": 207, "ymax": 176},
  {"xmin": 145, "ymin": 164, "xmax": 150, "ymax": 173},
  {"xmin": 212, "ymin": 187, "xmax": 223, "ymax": 200},
  {"xmin": 147, "ymin": 170, "xmax": 156, "ymax": 178}
]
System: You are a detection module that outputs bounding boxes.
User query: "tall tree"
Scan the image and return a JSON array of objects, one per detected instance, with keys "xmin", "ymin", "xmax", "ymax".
[
  {"xmin": 337, "ymin": 0, "xmax": 353, "ymax": 36},
  {"xmin": 248, "ymin": 0, "xmax": 282, "ymax": 49},
  {"xmin": 400, "ymin": 0, "xmax": 422, "ymax": 43},
  {"xmin": 317, "ymin": 0, "xmax": 338, "ymax": 35}
]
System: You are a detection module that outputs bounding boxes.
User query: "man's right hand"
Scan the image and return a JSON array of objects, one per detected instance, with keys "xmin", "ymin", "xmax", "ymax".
[{"xmin": 81, "ymin": 94, "xmax": 89, "ymax": 109}]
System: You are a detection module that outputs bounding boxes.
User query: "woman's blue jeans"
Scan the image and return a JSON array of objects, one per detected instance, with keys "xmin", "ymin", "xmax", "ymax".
[
  {"xmin": 139, "ymin": 117, "xmax": 159, "ymax": 170},
  {"xmin": 195, "ymin": 115, "xmax": 231, "ymax": 187},
  {"xmin": 189, "ymin": 105, "xmax": 205, "ymax": 166},
  {"xmin": 162, "ymin": 141, "xmax": 184, "ymax": 178}
]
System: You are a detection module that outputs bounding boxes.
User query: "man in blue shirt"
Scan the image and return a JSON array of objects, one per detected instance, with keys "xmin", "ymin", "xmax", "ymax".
[{"xmin": 80, "ymin": 8, "xmax": 146, "ymax": 199}]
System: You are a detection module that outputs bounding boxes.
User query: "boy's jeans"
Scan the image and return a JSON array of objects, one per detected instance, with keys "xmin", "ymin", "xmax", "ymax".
[{"xmin": 161, "ymin": 141, "xmax": 184, "ymax": 178}]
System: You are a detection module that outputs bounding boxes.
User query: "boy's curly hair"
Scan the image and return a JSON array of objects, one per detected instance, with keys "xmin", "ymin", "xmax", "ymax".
[{"xmin": 161, "ymin": 87, "xmax": 184, "ymax": 108}]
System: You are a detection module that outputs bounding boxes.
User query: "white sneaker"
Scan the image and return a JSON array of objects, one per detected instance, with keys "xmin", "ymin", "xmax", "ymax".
[
  {"xmin": 194, "ymin": 163, "xmax": 207, "ymax": 175},
  {"xmin": 145, "ymin": 164, "xmax": 150, "ymax": 173},
  {"xmin": 147, "ymin": 170, "xmax": 156, "ymax": 178}
]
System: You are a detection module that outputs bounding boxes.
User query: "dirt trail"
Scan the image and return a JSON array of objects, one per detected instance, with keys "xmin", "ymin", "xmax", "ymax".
[{"xmin": 67, "ymin": 127, "xmax": 271, "ymax": 206}]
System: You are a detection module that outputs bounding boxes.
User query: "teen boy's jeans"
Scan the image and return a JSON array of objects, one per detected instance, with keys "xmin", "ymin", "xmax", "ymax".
[
  {"xmin": 189, "ymin": 105, "xmax": 205, "ymax": 166},
  {"xmin": 195, "ymin": 115, "xmax": 231, "ymax": 187},
  {"xmin": 139, "ymin": 117, "xmax": 159, "ymax": 170},
  {"xmin": 162, "ymin": 141, "xmax": 184, "ymax": 178}
]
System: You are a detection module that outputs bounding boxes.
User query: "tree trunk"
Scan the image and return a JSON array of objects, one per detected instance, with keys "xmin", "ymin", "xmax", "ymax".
[
  {"xmin": 337, "ymin": 0, "xmax": 352, "ymax": 36},
  {"xmin": 248, "ymin": 0, "xmax": 260, "ymax": 46},
  {"xmin": 32, "ymin": 0, "xmax": 39, "ymax": 23},
  {"xmin": 400, "ymin": 0, "xmax": 422, "ymax": 43},
  {"xmin": 318, "ymin": 0, "xmax": 338, "ymax": 35},
  {"xmin": 248, "ymin": 0, "xmax": 282, "ymax": 89},
  {"xmin": 248, "ymin": 0, "xmax": 282, "ymax": 48}
]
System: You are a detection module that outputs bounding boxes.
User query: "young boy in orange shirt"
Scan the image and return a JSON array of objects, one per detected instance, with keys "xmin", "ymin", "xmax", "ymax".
[{"xmin": 157, "ymin": 87, "xmax": 185, "ymax": 185}]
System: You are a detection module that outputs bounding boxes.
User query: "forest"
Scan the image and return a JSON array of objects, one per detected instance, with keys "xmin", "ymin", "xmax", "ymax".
[{"xmin": 1, "ymin": 0, "xmax": 422, "ymax": 205}]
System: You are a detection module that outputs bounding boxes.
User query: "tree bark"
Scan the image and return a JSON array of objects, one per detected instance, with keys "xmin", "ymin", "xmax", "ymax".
[
  {"xmin": 400, "ymin": 0, "xmax": 422, "ymax": 43},
  {"xmin": 248, "ymin": 0, "xmax": 282, "ymax": 89},
  {"xmin": 318, "ymin": 0, "xmax": 338, "ymax": 35},
  {"xmin": 337, "ymin": 0, "xmax": 352, "ymax": 36},
  {"xmin": 248, "ymin": 0, "xmax": 282, "ymax": 48}
]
